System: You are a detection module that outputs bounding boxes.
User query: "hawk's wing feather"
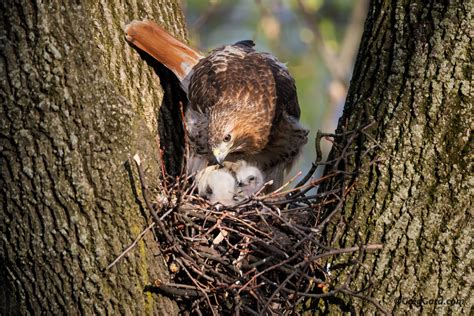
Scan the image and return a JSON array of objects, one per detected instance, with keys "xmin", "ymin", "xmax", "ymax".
[{"xmin": 261, "ymin": 53, "xmax": 301, "ymax": 120}]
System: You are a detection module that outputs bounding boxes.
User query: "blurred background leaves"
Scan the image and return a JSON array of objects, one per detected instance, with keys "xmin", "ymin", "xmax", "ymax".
[{"xmin": 183, "ymin": 0, "xmax": 368, "ymax": 175}]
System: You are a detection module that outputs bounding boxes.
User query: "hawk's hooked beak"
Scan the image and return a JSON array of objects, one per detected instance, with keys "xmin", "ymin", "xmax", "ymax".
[{"xmin": 213, "ymin": 147, "xmax": 229, "ymax": 165}]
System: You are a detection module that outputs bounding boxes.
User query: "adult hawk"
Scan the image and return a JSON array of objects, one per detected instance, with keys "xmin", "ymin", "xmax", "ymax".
[{"xmin": 125, "ymin": 20, "xmax": 308, "ymax": 187}]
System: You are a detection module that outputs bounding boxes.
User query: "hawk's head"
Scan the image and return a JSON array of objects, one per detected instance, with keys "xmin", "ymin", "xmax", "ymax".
[{"xmin": 208, "ymin": 107, "xmax": 271, "ymax": 164}]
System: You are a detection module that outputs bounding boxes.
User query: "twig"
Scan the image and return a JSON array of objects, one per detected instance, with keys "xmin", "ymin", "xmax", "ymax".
[
  {"xmin": 263, "ymin": 268, "xmax": 299, "ymax": 312},
  {"xmin": 106, "ymin": 222, "xmax": 155, "ymax": 270},
  {"xmin": 254, "ymin": 179, "xmax": 274, "ymax": 196},
  {"xmin": 176, "ymin": 258, "xmax": 217, "ymax": 316},
  {"xmin": 293, "ymin": 130, "xmax": 324, "ymax": 189},
  {"xmin": 339, "ymin": 287, "xmax": 389, "ymax": 315},
  {"xmin": 146, "ymin": 282, "xmax": 205, "ymax": 298},
  {"xmin": 271, "ymin": 171, "xmax": 302, "ymax": 195},
  {"xmin": 237, "ymin": 252, "xmax": 301, "ymax": 295},
  {"xmin": 133, "ymin": 154, "xmax": 174, "ymax": 243}
]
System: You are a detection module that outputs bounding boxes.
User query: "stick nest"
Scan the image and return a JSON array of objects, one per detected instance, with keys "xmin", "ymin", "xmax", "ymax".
[{"xmin": 130, "ymin": 123, "xmax": 386, "ymax": 315}]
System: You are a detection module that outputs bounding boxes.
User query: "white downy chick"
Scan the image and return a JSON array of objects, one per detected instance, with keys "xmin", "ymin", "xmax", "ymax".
[
  {"xmin": 196, "ymin": 166, "xmax": 241, "ymax": 206},
  {"xmin": 234, "ymin": 162, "xmax": 264, "ymax": 197}
]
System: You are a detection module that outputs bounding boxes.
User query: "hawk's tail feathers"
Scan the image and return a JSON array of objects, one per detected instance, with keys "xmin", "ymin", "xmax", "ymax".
[{"xmin": 125, "ymin": 20, "xmax": 203, "ymax": 81}]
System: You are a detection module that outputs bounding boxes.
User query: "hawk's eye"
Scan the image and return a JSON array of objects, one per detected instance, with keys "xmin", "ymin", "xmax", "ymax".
[
  {"xmin": 248, "ymin": 176, "xmax": 255, "ymax": 181},
  {"xmin": 223, "ymin": 134, "xmax": 232, "ymax": 142}
]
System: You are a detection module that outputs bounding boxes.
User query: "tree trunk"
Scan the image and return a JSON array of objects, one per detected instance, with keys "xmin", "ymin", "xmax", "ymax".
[
  {"xmin": 321, "ymin": 1, "xmax": 471, "ymax": 314},
  {"xmin": 1, "ymin": 1, "xmax": 186, "ymax": 314}
]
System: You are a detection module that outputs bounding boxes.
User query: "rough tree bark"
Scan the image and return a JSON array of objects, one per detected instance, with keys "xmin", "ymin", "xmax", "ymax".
[
  {"xmin": 1, "ymin": 1, "xmax": 186, "ymax": 314},
  {"xmin": 320, "ymin": 1, "xmax": 471, "ymax": 314}
]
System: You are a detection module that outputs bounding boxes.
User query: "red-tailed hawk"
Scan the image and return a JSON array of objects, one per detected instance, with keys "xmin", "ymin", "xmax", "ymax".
[{"xmin": 125, "ymin": 20, "xmax": 308, "ymax": 187}]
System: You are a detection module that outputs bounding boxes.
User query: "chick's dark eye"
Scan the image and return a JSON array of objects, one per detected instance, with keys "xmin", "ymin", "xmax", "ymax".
[
  {"xmin": 206, "ymin": 186, "xmax": 213, "ymax": 195},
  {"xmin": 248, "ymin": 176, "xmax": 255, "ymax": 181},
  {"xmin": 223, "ymin": 134, "xmax": 231, "ymax": 142}
]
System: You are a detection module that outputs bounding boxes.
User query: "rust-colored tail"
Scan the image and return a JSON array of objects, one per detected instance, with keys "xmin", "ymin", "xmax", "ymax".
[{"xmin": 125, "ymin": 20, "xmax": 203, "ymax": 81}]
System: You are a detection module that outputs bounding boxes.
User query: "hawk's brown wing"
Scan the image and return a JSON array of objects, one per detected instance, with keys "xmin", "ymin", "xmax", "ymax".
[
  {"xmin": 188, "ymin": 43, "xmax": 300, "ymax": 127},
  {"xmin": 188, "ymin": 44, "xmax": 276, "ymax": 119},
  {"xmin": 261, "ymin": 52, "xmax": 301, "ymax": 120}
]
